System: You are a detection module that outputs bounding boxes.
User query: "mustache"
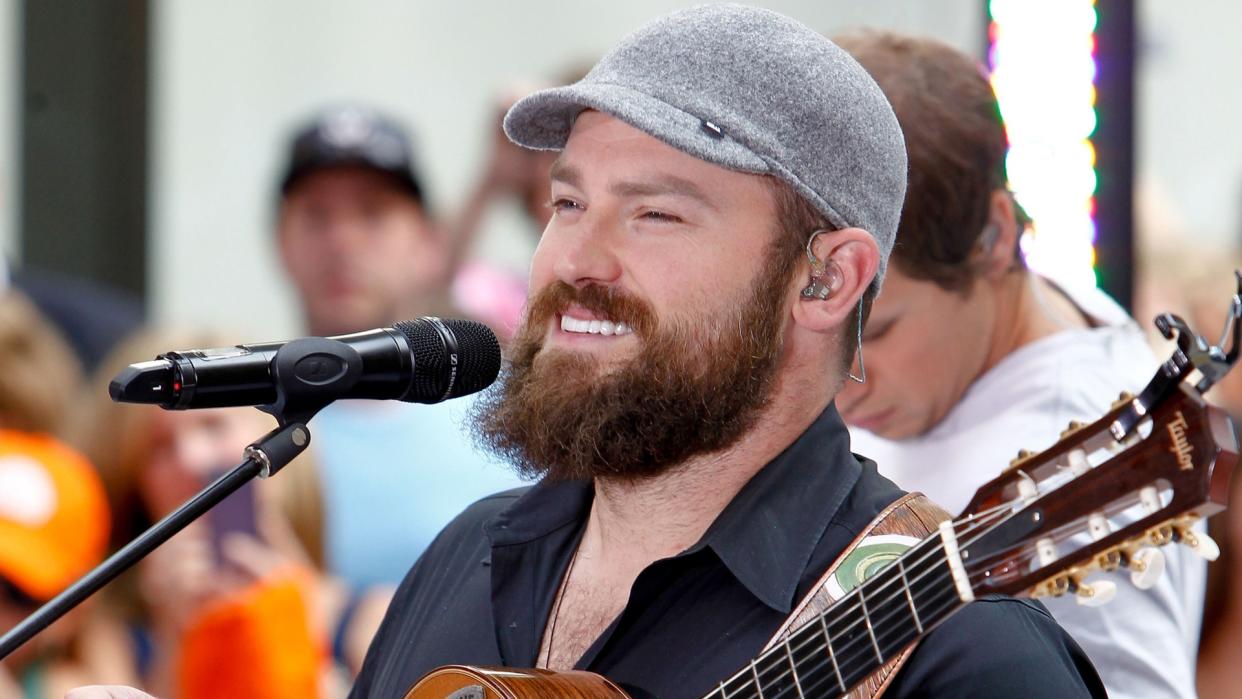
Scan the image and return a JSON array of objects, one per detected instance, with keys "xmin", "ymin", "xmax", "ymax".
[{"xmin": 523, "ymin": 281, "xmax": 658, "ymax": 339}]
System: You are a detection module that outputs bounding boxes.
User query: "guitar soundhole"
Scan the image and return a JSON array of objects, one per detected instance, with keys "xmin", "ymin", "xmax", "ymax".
[{"xmin": 446, "ymin": 685, "xmax": 484, "ymax": 699}]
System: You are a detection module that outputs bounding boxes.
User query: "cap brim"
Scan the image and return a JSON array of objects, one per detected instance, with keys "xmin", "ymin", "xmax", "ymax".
[{"xmin": 504, "ymin": 82, "xmax": 769, "ymax": 175}]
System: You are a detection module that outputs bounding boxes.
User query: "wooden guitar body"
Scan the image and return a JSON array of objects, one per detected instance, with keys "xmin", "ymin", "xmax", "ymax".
[{"xmin": 406, "ymin": 665, "xmax": 630, "ymax": 699}]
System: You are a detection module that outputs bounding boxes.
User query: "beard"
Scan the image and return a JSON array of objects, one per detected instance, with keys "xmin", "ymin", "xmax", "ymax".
[{"xmin": 470, "ymin": 258, "xmax": 793, "ymax": 482}]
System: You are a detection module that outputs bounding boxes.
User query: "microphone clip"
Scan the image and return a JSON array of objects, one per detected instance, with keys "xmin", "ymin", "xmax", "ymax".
[{"xmin": 262, "ymin": 337, "xmax": 366, "ymax": 427}]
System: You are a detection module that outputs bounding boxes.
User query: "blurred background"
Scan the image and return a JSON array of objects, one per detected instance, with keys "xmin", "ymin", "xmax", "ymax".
[
  {"xmin": 0, "ymin": 0, "xmax": 1235, "ymax": 340},
  {"xmin": 1, "ymin": 1, "xmax": 1241, "ymax": 696}
]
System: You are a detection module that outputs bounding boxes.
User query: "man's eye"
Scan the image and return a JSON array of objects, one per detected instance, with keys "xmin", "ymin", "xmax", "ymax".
[
  {"xmin": 641, "ymin": 210, "xmax": 682, "ymax": 224},
  {"xmin": 549, "ymin": 198, "xmax": 583, "ymax": 214}
]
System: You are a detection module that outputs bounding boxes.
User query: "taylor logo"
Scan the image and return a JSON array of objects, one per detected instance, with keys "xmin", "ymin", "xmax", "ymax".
[
  {"xmin": 824, "ymin": 534, "xmax": 921, "ymax": 600},
  {"xmin": 1166, "ymin": 411, "xmax": 1194, "ymax": 471}
]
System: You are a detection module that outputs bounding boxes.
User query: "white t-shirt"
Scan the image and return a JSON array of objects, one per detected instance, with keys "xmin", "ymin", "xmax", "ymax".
[{"xmin": 850, "ymin": 283, "xmax": 1205, "ymax": 699}]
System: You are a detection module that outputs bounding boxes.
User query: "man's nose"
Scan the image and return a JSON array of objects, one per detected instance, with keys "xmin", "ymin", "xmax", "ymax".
[
  {"xmin": 309, "ymin": 214, "xmax": 370, "ymax": 255},
  {"xmin": 550, "ymin": 216, "xmax": 623, "ymax": 288}
]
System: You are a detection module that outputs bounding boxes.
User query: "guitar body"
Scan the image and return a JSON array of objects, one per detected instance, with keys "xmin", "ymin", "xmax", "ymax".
[{"xmin": 406, "ymin": 665, "xmax": 630, "ymax": 699}]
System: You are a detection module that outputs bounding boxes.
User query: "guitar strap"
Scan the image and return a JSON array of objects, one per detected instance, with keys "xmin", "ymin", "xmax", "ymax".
[{"xmin": 762, "ymin": 492, "xmax": 950, "ymax": 698}]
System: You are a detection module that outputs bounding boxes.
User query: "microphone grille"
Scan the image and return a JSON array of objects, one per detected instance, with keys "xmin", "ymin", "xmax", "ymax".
[
  {"xmin": 441, "ymin": 318, "xmax": 502, "ymax": 398},
  {"xmin": 393, "ymin": 318, "xmax": 501, "ymax": 402}
]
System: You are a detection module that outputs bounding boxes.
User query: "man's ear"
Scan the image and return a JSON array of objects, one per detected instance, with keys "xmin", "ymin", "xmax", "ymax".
[
  {"xmin": 790, "ymin": 227, "xmax": 879, "ymax": 334},
  {"xmin": 978, "ymin": 189, "xmax": 1020, "ymax": 280}
]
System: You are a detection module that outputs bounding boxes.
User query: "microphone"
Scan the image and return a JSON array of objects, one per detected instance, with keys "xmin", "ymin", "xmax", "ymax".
[{"xmin": 109, "ymin": 318, "xmax": 501, "ymax": 410}]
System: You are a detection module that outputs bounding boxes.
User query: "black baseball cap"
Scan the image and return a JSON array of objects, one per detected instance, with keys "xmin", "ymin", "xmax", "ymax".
[{"xmin": 279, "ymin": 106, "xmax": 425, "ymax": 204}]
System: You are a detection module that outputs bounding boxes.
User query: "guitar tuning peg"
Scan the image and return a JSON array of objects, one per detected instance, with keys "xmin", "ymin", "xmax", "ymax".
[
  {"xmin": 1139, "ymin": 485, "xmax": 1162, "ymax": 516},
  {"xmin": 1017, "ymin": 472, "xmax": 1040, "ymax": 502},
  {"xmin": 1111, "ymin": 391, "xmax": 1135, "ymax": 409},
  {"xmin": 1037, "ymin": 537, "xmax": 1058, "ymax": 567},
  {"xmin": 1181, "ymin": 529, "xmax": 1221, "ymax": 561},
  {"xmin": 1006, "ymin": 448, "xmax": 1037, "ymax": 473},
  {"xmin": 1076, "ymin": 578, "xmax": 1118, "ymax": 607},
  {"xmin": 1087, "ymin": 513, "xmax": 1111, "ymax": 541},
  {"xmin": 1060, "ymin": 420, "xmax": 1087, "ymax": 438},
  {"xmin": 1128, "ymin": 547, "xmax": 1166, "ymax": 590},
  {"xmin": 1067, "ymin": 448, "xmax": 1091, "ymax": 476}
]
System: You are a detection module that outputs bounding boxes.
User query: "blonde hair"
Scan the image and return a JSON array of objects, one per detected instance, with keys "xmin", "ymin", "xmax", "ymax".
[
  {"xmin": 0, "ymin": 291, "xmax": 83, "ymax": 435},
  {"xmin": 74, "ymin": 327, "xmax": 326, "ymax": 569}
]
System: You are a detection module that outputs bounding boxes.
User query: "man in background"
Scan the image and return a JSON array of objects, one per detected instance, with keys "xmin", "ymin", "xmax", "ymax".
[
  {"xmin": 275, "ymin": 106, "xmax": 524, "ymax": 589},
  {"xmin": 836, "ymin": 32, "xmax": 1204, "ymax": 699}
]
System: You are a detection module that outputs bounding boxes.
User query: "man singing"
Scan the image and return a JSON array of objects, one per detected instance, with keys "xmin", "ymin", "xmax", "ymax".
[
  {"xmin": 71, "ymin": 5, "xmax": 1104, "ymax": 698},
  {"xmin": 351, "ymin": 5, "xmax": 1101, "ymax": 698}
]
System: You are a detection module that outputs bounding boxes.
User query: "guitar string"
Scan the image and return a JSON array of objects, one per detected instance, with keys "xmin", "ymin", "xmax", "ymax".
[
  {"xmin": 728, "ymin": 583, "xmax": 963, "ymax": 699},
  {"xmin": 755, "ymin": 531, "xmax": 1080, "ymax": 699},
  {"xmin": 765, "ymin": 542, "xmax": 1029, "ymax": 699},
  {"xmin": 777, "ymin": 586, "xmax": 964, "ymax": 699},
  {"xmin": 800, "ymin": 408, "xmax": 1188, "ymax": 697},
  {"xmin": 795, "ymin": 567, "xmax": 958, "ymax": 690},
  {"xmin": 790, "ymin": 587, "xmax": 961, "ymax": 699},
  {"xmin": 707, "ymin": 512, "xmax": 998, "ymax": 697},
  {"xmin": 714, "ymin": 503, "xmax": 1038, "ymax": 698},
  {"xmin": 721, "ymin": 475, "xmax": 1125, "ymax": 698},
  {"xmin": 787, "ymin": 532, "xmax": 1062, "ymax": 699},
  {"xmin": 766, "ymin": 518, "xmax": 1049, "ymax": 699},
  {"xmin": 794, "ymin": 480, "xmax": 1180, "ymax": 699},
  {"xmin": 742, "ymin": 558, "xmax": 960, "ymax": 698},
  {"xmin": 709, "ymin": 505, "xmax": 1012, "ymax": 697},
  {"xmin": 719, "ymin": 439, "xmax": 1164, "ymax": 696}
]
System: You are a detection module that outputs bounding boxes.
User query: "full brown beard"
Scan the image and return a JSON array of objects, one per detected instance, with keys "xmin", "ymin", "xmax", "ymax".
[{"xmin": 470, "ymin": 260, "xmax": 792, "ymax": 482}]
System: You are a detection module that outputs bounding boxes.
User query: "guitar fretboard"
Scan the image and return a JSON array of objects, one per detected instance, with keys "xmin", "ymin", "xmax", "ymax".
[{"xmin": 705, "ymin": 536, "xmax": 966, "ymax": 698}]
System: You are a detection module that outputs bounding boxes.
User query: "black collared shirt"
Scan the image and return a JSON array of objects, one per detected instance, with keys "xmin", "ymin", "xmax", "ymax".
[{"xmin": 351, "ymin": 404, "xmax": 1104, "ymax": 698}]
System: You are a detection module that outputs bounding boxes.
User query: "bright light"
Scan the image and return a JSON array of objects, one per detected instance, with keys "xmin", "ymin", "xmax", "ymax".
[{"xmin": 989, "ymin": 0, "xmax": 1099, "ymax": 292}]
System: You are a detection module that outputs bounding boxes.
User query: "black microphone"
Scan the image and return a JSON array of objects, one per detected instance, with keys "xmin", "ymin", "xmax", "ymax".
[{"xmin": 109, "ymin": 318, "xmax": 501, "ymax": 410}]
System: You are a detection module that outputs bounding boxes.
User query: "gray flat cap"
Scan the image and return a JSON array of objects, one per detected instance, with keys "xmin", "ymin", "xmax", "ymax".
[{"xmin": 504, "ymin": 3, "xmax": 907, "ymax": 285}]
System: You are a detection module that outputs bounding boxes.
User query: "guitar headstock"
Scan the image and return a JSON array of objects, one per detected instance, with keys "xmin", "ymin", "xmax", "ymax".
[{"xmin": 948, "ymin": 273, "xmax": 1242, "ymax": 606}]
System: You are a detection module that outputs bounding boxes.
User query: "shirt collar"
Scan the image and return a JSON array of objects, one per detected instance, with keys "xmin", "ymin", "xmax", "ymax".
[
  {"xmin": 485, "ymin": 475, "xmax": 593, "ymax": 547},
  {"xmin": 484, "ymin": 401, "xmax": 861, "ymax": 613},
  {"xmin": 693, "ymin": 401, "xmax": 860, "ymax": 613}
]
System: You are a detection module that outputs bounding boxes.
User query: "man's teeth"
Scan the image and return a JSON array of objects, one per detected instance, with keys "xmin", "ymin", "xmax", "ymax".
[{"xmin": 560, "ymin": 315, "xmax": 633, "ymax": 336}]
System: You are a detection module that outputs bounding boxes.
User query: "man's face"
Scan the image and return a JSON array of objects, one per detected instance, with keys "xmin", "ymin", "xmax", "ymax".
[
  {"xmin": 278, "ymin": 167, "xmax": 439, "ymax": 336},
  {"xmin": 837, "ymin": 265, "xmax": 993, "ymax": 439},
  {"xmin": 472, "ymin": 112, "xmax": 798, "ymax": 480}
]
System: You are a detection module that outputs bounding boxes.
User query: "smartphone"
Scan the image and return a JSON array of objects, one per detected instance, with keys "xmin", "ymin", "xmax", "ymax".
[{"xmin": 207, "ymin": 478, "xmax": 260, "ymax": 566}]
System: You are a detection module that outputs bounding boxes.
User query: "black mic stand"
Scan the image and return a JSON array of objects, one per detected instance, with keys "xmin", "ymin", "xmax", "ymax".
[{"xmin": 0, "ymin": 337, "xmax": 352, "ymax": 661}]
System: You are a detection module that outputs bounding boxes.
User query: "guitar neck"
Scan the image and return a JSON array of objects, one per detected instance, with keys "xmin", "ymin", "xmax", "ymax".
[
  {"xmin": 411, "ymin": 304, "xmax": 1242, "ymax": 699},
  {"xmin": 705, "ymin": 536, "xmax": 966, "ymax": 698}
]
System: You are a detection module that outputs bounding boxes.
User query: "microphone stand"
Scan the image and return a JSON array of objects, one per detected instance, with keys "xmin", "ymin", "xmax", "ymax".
[
  {"xmin": 0, "ymin": 422, "xmax": 310, "ymax": 660},
  {"xmin": 0, "ymin": 336, "xmax": 351, "ymax": 661}
]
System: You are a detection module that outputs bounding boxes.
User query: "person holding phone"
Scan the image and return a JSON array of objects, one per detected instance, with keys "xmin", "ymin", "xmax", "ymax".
[{"xmin": 73, "ymin": 328, "xmax": 391, "ymax": 698}]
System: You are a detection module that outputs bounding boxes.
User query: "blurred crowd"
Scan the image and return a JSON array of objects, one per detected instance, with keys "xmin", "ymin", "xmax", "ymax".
[
  {"xmin": 0, "ymin": 95, "xmax": 539, "ymax": 697},
  {"xmin": 0, "ymin": 26, "xmax": 1240, "ymax": 699}
]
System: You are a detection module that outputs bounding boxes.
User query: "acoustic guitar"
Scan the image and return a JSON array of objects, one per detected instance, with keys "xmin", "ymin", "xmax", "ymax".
[{"xmin": 406, "ymin": 293, "xmax": 1242, "ymax": 699}]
